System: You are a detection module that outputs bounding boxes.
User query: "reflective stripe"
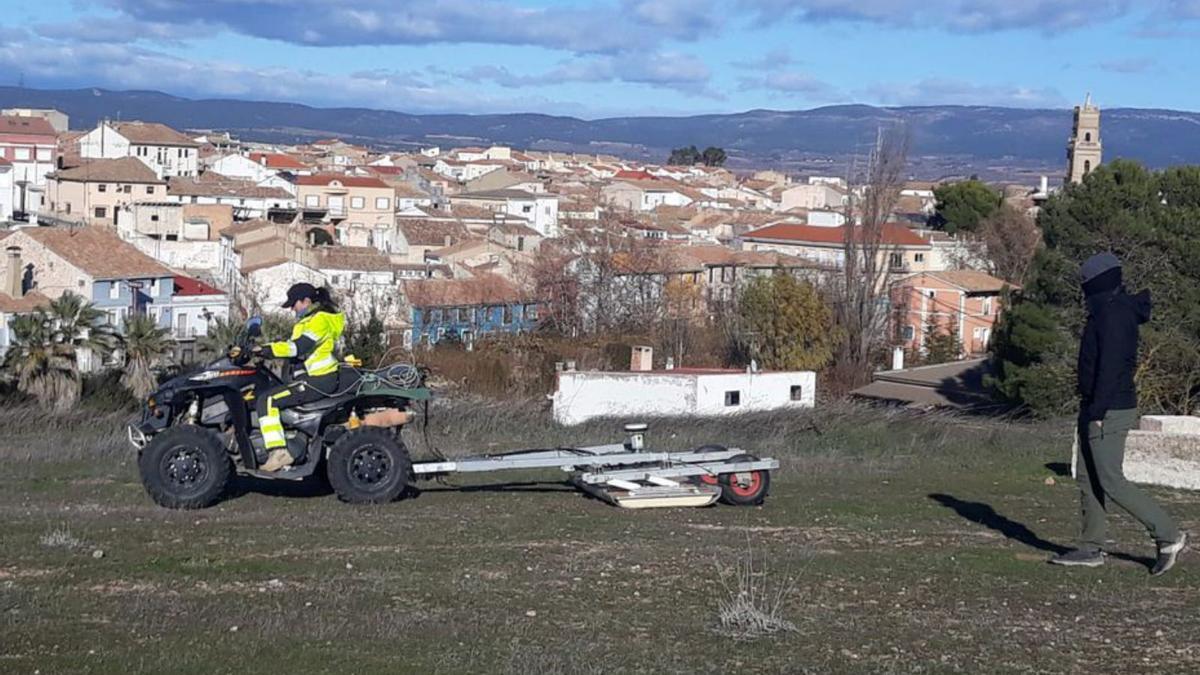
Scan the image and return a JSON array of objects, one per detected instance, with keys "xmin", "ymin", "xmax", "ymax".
[
  {"xmin": 301, "ymin": 330, "xmax": 320, "ymax": 341},
  {"xmin": 270, "ymin": 341, "xmax": 297, "ymax": 358},
  {"xmin": 262, "ymin": 430, "xmax": 287, "ymax": 449},
  {"xmin": 305, "ymin": 355, "xmax": 338, "ymax": 376}
]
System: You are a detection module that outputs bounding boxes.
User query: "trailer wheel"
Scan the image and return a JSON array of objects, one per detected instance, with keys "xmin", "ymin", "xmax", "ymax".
[
  {"xmin": 717, "ymin": 453, "xmax": 770, "ymax": 506},
  {"xmin": 326, "ymin": 428, "xmax": 412, "ymax": 505},
  {"xmin": 138, "ymin": 425, "xmax": 233, "ymax": 509}
]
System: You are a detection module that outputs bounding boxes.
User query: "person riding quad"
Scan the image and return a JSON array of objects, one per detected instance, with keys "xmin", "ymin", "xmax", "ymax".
[{"xmin": 254, "ymin": 283, "xmax": 346, "ymax": 472}]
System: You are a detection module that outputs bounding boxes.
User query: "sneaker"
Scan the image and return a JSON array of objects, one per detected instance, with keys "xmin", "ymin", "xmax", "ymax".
[
  {"xmin": 1151, "ymin": 532, "xmax": 1188, "ymax": 577},
  {"xmin": 1049, "ymin": 549, "xmax": 1106, "ymax": 567},
  {"xmin": 261, "ymin": 449, "xmax": 294, "ymax": 473}
]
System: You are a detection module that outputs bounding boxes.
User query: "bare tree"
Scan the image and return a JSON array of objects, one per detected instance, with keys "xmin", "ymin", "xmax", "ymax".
[
  {"xmin": 976, "ymin": 204, "xmax": 1041, "ymax": 285},
  {"xmin": 831, "ymin": 125, "xmax": 910, "ymax": 389}
]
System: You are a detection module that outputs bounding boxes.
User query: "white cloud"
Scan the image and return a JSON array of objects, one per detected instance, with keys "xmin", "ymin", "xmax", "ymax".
[
  {"xmin": 451, "ymin": 52, "xmax": 718, "ymax": 97},
  {"xmin": 862, "ymin": 78, "xmax": 1068, "ymax": 108},
  {"xmin": 94, "ymin": 0, "xmax": 720, "ymax": 53},
  {"xmin": 741, "ymin": 0, "xmax": 1135, "ymax": 33}
]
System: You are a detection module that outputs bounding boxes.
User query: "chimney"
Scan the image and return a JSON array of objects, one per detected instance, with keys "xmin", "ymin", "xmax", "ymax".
[
  {"xmin": 5, "ymin": 246, "xmax": 23, "ymax": 298},
  {"xmin": 630, "ymin": 345, "xmax": 653, "ymax": 372}
]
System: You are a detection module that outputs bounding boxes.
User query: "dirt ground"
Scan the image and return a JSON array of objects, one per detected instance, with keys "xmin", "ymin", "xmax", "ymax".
[{"xmin": 1, "ymin": 401, "xmax": 1198, "ymax": 674}]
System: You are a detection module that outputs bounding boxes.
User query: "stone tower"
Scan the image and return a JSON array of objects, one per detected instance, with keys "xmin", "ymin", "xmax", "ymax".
[{"xmin": 1066, "ymin": 93, "xmax": 1102, "ymax": 185}]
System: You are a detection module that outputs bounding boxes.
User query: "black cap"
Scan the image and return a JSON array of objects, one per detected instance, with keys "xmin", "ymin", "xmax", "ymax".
[
  {"xmin": 1080, "ymin": 252, "xmax": 1121, "ymax": 284},
  {"xmin": 281, "ymin": 282, "xmax": 318, "ymax": 308}
]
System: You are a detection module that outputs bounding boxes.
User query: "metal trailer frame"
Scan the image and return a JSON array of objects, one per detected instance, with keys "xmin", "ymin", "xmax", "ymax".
[{"xmin": 411, "ymin": 424, "xmax": 780, "ymax": 509}]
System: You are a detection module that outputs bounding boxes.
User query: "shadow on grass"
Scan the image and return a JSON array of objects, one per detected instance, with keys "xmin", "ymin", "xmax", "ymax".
[
  {"xmin": 928, "ymin": 493, "xmax": 1155, "ymax": 570},
  {"xmin": 415, "ymin": 480, "xmax": 577, "ymax": 496},
  {"xmin": 228, "ymin": 475, "xmax": 334, "ymax": 500},
  {"xmin": 1045, "ymin": 462, "xmax": 1072, "ymax": 477}
]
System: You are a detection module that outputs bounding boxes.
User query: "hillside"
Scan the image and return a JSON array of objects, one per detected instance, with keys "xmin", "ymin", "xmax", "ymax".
[{"xmin": 4, "ymin": 86, "xmax": 1199, "ymax": 178}]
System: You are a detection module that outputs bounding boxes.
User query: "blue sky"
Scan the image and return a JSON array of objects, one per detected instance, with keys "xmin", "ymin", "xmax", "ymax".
[{"xmin": 1, "ymin": 0, "xmax": 1198, "ymax": 118}]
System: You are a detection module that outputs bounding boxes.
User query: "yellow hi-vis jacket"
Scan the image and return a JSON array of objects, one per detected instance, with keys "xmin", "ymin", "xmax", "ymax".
[{"xmin": 268, "ymin": 309, "xmax": 345, "ymax": 377}]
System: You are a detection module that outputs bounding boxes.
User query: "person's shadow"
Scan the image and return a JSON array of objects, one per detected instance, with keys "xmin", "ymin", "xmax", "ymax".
[{"xmin": 928, "ymin": 493, "xmax": 1154, "ymax": 569}]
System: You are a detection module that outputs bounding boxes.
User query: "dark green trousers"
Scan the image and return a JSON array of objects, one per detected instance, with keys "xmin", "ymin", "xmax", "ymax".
[{"xmin": 1076, "ymin": 408, "xmax": 1179, "ymax": 551}]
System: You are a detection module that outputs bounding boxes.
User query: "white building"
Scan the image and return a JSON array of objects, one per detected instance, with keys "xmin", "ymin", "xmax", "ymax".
[
  {"xmin": 601, "ymin": 180, "xmax": 694, "ymax": 213},
  {"xmin": 1, "ymin": 108, "xmax": 69, "ymax": 133},
  {"xmin": 0, "ymin": 159, "xmax": 13, "ymax": 222},
  {"xmin": 553, "ymin": 367, "xmax": 817, "ymax": 426},
  {"xmin": 78, "ymin": 121, "xmax": 200, "ymax": 178},
  {"xmin": 449, "ymin": 189, "xmax": 559, "ymax": 237}
]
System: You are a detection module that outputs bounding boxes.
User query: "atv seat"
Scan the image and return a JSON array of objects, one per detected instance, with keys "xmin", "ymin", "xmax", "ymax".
[{"xmin": 292, "ymin": 395, "xmax": 350, "ymax": 414}]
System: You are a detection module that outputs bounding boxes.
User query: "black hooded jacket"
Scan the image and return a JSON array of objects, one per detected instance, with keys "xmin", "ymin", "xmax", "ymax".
[{"xmin": 1077, "ymin": 283, "xmax": 1152, "ymax": 421}]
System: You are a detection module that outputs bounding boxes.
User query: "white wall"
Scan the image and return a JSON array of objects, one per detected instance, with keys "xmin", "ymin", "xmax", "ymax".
[
  {"xmin": 0, "ymin": 166, "xmax": 13, "ymax": 222},
  {"xmin": 553, "ymin": 370, "xmax": 816, "ymax": 425}
]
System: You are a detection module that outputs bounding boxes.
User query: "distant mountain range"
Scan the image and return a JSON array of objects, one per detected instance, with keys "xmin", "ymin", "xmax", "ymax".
[{"xmin": 3, "ymin": 86, "xmax": 1199, "ymax": 179}]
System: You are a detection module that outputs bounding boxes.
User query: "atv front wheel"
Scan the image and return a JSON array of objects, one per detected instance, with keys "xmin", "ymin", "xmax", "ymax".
[
  {"xmin": 138, "ymin": 426, "xmax": 233, "ymax": 509},
  {"xmin": 326, "ymin": 428, "xmax": 413, "ymax": 504}
]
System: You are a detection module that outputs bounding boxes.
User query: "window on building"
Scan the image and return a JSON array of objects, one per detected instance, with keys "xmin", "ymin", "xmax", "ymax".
[
  {"xmin": 123, "ymin": 185, "xmax": 131, "ymax": 194},
  {"xmin": 14, "ymin": 148, "xmax": 30, "ymax": 161},
  {"xmin": 150, "ymin": 279, "xmax": 160, "ymax": 297},
  {"xmin": 150, "ymin": 214, "xmax": 159, "ymax": 222},
  {"xmin": 305, "ymin": 195, "xmax": 320, "ymax": 207},
  {"xmin": 724, "ymin": 390, "xmax": 741, "ymax": 407},
  {"xmin": 914, "ymin": 253, "xmax": 925, "ymax": 263},
  {"xmin": 147, "ymin": 186, "xmax": 155, "ymax": 194},
  {"xmin": 927, "ymin": 290, "xmax": 936, "ymax": 299},
  {"xmin": 456, "ymin": 308, "xmax": 468, "ymax": 323},
  {"xmin": 502, "ymin": 305, "xmax": 513, "ymax": 325},
  {"xmin": 98, "ymin": 184, "xmax": 107, "ymax": 192},
  {"xmin": 431, "ymin": 309, "xmax": 442, "ymax": 323},
  {"xmin": 790, "ymin": 385, "xmax": 804, "ymax": 402},
  {"xmin": 889, "ymin": 252, "xmax": 904, "ymax": 269},
  {"xmin": 1085, "ymin": 132, "xmax": 1092, "ymax": 142},
  {"xmin": 1084, "ymin": 160, "xmax": 1092, "ymax": 175},
  {"xmin": 902, "ymin": 325, "xmax": 915, "ymax": 341},
  {"xmin": 351, "ymin": 196, "xmax": 365, "ymax": 209},
  {"xmin": 982, "ymin": 297, "xmax": 994, "ymax": 316},
  {"xmin": 525, "ymin": 304, "xmax": 538, "ymax": 320},
  {"xmin": 522, "ymin": 205, "xmax": 532, "ymax": 213},
  {"xmin": 94, "ymin": 207, "xmax": 107, "ymax": 219},
  {"xmin": 108, "ymin": 282, "xmax": 120, "ymax": 300},
  {"xmin": 177, "ymin": 312, "xmax": 189, "ymax": 337},
  {"xmin": 375, "ymin": 197, "xmax": 389, "ymax": 210},
  {"xmin": 36, "ymin": 148, "xmax": 51, "ymax": 161}
]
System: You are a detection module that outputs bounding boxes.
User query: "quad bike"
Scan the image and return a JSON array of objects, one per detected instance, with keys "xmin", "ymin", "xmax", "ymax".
[{"xmin": 128, "ymin": 317, "xmax": 430, "ymax": 509}]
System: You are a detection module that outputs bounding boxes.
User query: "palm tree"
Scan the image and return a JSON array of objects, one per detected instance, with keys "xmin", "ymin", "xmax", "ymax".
[
  {"xmin": 46, "ymin": 292, "xmax": 119, "ymax": 360},
  {"xmin": 2, "ymin": 313, "xmax": 81, "ymax": 412},
  {"xmin": 198, "ymin": 316, "xmax": 245, "ymax": 360},
  {"xmin": 120, "ymin": 314, "xmax": 173, "ymax": 399}
]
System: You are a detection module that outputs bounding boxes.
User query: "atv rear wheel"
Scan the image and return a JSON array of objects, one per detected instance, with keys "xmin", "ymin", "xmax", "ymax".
[
  {"xmin": 326, "ymin": 428, "xmax": 412, "ymax": 504},
  {"xmin": 138, "ymin": 426, "xmax": 233, "ymax": 509}
]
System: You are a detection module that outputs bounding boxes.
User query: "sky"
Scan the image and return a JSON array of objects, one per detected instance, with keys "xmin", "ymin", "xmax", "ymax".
[{"xmin": 1, "ymin": 0, "xmax": 1198, "ymax": 119}]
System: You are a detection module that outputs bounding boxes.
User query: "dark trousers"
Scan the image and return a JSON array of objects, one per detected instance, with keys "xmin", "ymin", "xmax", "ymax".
[
  {"xmin": 1076, "ymin": 408, "xmax": 1179, "ymax": 550},
  {"xmin": 255, "ymin": 372, "xmax": 338, "ymax": 456}
]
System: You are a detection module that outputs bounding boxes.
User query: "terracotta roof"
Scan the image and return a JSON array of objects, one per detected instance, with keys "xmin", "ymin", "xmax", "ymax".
[
  {"xmin": 0, "ymin": 157, "xmax": 9, "ymax": 166},
  {"xmin": 16, "ymin": 226, "xmax": 172, "ymax": 279},
  {"xmin": 0, "ymin": 115, "xmax": 56, "ymax": 137},
  {"xmin": 295, "ymin": 174, "xmax": 389, "ymax": 189},
  {"xmin": 403, "ymin": 274, "xmax": 530, "ymax": 308},
  {"xmin": 397, "ymin": 218, "xmax": 471, "ymax": 246},
  {"xmin": 174, "ymin": 275, "xmax": 226, "ymax": 297},
  {"xmin": 168, "ymin": 176, "xmax": 293, "ymax": 200},
  {"xmin": 0, "ymin": 290, "xmax": 52, "ymax": 313},
  {"xmin": 491, "ymin": 222, "xmax": 541, "ymax": 237},
  {"xmin": 911, "ymin": 270, "xmax": 1019, "ymax": 293},
  {"xmin": 392, "ymin": 182, "xmax": 430, "ymax": 198},
  {"xmin": 221, "ymin": 219, "xmax": 276, "ymax": 237},
  {"xmin": 248, "ymin": 152, "xmax": 308, "ymax": 170},
  {"xmin": 614, "ymin": 169, "xmax": 656, "ymax": 181},
  {"xmin": 112, "ymin": 122, "xmax": 199, "ymax": 147},
  {"xmin": 52, "ymin": 157, "xmax": 163, "ymax": 184},
  {"xmin": 742, "ymin": 222, "xmax": 930, "ymax": 247},
  {"xmin": 315, "ymin": 246, "xmax": 394, "ymax": 272}
]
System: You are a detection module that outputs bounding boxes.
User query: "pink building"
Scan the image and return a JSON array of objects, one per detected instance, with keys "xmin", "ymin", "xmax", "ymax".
[
  {"xmin": 0, "ymin": 116, "xmax": 57, "ymax": 219},
  {"xmin": 891, "ymin": 270, "xmax": 1018, "ymax": 357}
]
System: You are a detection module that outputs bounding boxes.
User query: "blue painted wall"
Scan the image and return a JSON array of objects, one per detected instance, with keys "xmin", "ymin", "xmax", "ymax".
[
  {"xmin": 411, "ymin": 302, "xmax": 538, "ymax": 345},
  {"xmin": 92, "ymin": 276, "xmax": 177, "ymax": 329}
]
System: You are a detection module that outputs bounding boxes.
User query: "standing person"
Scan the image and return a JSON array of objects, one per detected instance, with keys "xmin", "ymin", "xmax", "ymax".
[
  {"xmin": 253, "ymin": 283, "xmax": 345, "ymax": 473},
  {"xmin": 1050, "ymin": 253, "xmax": 1187, "ymax": 575}
]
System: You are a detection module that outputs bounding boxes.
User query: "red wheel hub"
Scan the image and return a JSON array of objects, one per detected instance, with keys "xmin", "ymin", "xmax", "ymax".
[{"xmin": 726, "ymin": 471, "xmax": 763, "ymax": 497}]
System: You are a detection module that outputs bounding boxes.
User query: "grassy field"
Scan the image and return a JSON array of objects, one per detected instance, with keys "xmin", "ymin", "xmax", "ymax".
[{"xmin": 1, "ymin": 400, "xmax": 1198, "ymax": 674}]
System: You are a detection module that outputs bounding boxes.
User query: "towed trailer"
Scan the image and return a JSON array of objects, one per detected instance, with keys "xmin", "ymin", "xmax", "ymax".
[{"xmin": 413, "ymin": 423, "xmax": 779, "ymax": 509}]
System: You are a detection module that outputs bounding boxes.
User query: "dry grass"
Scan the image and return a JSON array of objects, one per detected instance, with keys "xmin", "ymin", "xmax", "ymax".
[
  {"xmin": 713, "ymin": 542, "xmax": 801, "ymax": 641},
  {"xmin": 39, "ymin": 524, "xmax": 85, "ymax": 550}
]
